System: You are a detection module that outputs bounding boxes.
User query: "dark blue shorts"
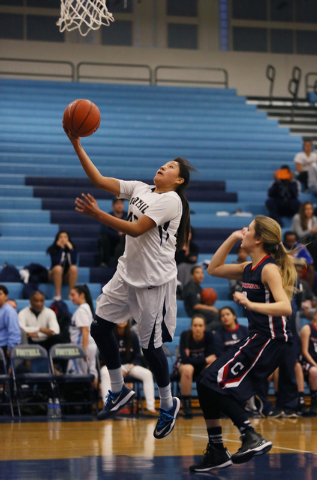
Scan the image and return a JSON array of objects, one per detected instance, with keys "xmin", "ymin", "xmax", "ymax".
[{"xmin": 200, "ymin": 333, "xmax": 291, "ymax": 404}]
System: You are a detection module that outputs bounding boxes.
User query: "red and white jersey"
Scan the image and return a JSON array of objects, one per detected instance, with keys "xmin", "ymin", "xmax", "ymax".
[
  {"xmin": 113, "ymin": 180, "xmax": 182, "ymax": 288},
  {"xmin": 242, "ymin": 255, "xmax": 292, "ymax": 343}
]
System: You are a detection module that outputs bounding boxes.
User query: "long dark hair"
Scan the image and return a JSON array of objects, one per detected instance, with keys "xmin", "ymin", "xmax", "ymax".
[
  {"xmin": 73, "ymin": 285, "xmax": 94, "ymax": 317},
  {"xmin": 174, "ymin": 157, "xmax": 196, "ymax": 251},
  {"xmin": 219, "ymin": 306, "xmax": 237, "ymax": 324},
  {"xmin": 299, "ymin": 201, "xmax": 313, "ymax": 231},
  {"xmin": 46, "ymin": 230, "xmax": 75, "ymax": 254},
  {"xmin": 114, "ymin": 321, "xmax": 132, "ymax": 362}
]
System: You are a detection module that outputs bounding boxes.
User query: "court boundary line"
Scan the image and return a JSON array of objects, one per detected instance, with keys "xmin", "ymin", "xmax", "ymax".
[{"xmin": 186, "ymin": 434, "xmax": 317, "ymax": 455}]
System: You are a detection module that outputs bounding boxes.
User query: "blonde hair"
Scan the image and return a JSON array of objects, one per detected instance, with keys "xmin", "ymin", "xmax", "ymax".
[{"xmin": 253, "ymin": 215, "xmax": 297, "ymax": 300}]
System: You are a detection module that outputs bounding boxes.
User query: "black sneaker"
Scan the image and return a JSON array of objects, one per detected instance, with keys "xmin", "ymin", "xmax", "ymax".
[
  {"xmin": 283, "ymin": 407, "xmax": 298, "ymax": 418},
  {"xmin": 97, "ymin": 385, "xmax": 135, "ymax": 421},
  {"xmin": 268, "ymin": 407, "xmax": 284, "ymax": 419},
  {"xmin": 183, "ymin": 397, "xmax": 193, "ymax": 418},
  {"xmin": 153, "ymin": 397, "xmax": 180, "ymax": 439},
  {"xmin": 189, "ymin": 444, "xmax": 232, "ymax": 472},
  {"xmin": 296, "ymin": 399, "xmax": 308, "ymax": 416},
  {"xmin": 231, "ymin": 430, "xmax": 272, "ymax": 464}
]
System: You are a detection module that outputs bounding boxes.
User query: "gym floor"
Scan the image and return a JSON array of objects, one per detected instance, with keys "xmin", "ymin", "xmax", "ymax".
[{"xmin": 0, "ymin": 416, "xmax": 316, "ymax": 480}]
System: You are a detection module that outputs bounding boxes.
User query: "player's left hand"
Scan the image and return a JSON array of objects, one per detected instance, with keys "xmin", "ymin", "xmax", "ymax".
[
  {"xmin": 75, "ymin": 193, "xmax": 100, "ymax": 219},
  {"xmin": 233, "ymin": 291, "xmax": 252, "ymax": 309}
]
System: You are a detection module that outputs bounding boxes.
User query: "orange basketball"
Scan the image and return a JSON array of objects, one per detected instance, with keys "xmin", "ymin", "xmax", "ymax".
[
  {"xmin": 63, "ymin": 99, "xmax": 101, "ymax": 137},
  {"xmin": 201, "ymin": 288, "xmax": 217, "ymax": 306}
]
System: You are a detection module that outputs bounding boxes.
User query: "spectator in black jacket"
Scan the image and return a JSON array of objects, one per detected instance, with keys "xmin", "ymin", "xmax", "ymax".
[
  {"xmin": 99, "ymin": 199, "xmax": 127, "ymax": 267},
  {"xmin": 47, "ymin": 231, "xmax": 78, "ymax": 301},
  {"xmin": 175, "ymin": 227, "xmax": 199, "ymax": 290},
  {"xmin": 183, "ymin": 266, "xmax": 221, "ymax": 331},
  {"xmin": 265, "ymin": 165, "xmax": 301, "ymax": 227},
  {"xmin": 100, "ymin": 319, "xmax": 156, "ymax": 414},
  {"xmin": 176, "ymin": 313, "xmax": 216, "ymax": 418}
]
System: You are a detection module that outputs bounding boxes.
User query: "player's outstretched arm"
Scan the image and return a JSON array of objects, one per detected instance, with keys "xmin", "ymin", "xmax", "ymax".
[
  {"xmin": 207, "ymin": 230, "xmax": 250, "ymax": 280},
  {"xmin": 64, "ymin": 126, "xmax": 120, "ymax": 196},
  {"xmin": 234, "ymin": 263, "xmax": 292, "ymax": 317},
  {"xmin": 75, "ymin": 194, "xmax": 156, "ymax": 237}
]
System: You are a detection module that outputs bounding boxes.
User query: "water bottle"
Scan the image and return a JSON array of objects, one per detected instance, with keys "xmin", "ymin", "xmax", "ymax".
[
  {"xmin": 54, "ymin": 399, "xmax": 62, "ymax": 418},
  {"xmin": 47, "ymin": 398, "xmax": 56, "ymax": 418}
]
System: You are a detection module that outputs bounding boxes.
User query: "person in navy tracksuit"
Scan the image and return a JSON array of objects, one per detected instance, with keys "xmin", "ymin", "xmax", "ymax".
[
  {"xmin": 213, "ymin": 306, "xmax": 249, "ymax": 358},
  {"xmin": 190, "ymin": 215, "xmax": 296, "ymax": 473}
]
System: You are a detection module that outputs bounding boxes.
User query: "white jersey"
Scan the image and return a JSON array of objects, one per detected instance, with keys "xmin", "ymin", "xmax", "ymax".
[
  {"xmin": 69, "ymin": 303, "xmax": 96, "ymax": 348},
  {"xmin": 114, "ymin": 180, "xmax": 182, "ymax": 288}
]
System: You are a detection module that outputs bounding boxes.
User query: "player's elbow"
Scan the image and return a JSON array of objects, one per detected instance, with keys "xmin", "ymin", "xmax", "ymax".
[{"xmin": 284, "ymin": 305, "xmax": 293, "ymax": 317}]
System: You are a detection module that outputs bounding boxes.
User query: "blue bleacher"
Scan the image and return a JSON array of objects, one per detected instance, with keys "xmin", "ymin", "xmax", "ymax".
[{"xmin": 0, "ymin": 79, "xmax": 307, "ymax": 317}]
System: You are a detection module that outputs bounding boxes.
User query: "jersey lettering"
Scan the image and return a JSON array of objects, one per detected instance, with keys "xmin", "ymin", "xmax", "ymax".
[
  {"xmin": 231, "ymin": 362, "xmax": 244, "ymax": 376},
  {"xmin": 127, "ymin": 212, "xmax": 138, "ymax": 223},
  {"xmin": 130, "ymin": 196, "xmax": 149, "ymax": 214}
]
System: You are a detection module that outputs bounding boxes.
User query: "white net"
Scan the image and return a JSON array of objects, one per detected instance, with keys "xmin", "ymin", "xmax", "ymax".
[{"xmin": 57, "ymin": 0, "xmax": 114, "ymax": 37}]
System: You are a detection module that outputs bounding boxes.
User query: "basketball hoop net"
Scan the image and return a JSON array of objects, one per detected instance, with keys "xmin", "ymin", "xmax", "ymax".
[{"xmin": 57, "ymin": 0, "xmax": 114, "ymax": 37}]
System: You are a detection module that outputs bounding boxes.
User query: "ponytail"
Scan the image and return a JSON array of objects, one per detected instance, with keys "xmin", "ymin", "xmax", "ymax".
[
  {"xmin": 73, "ymin": 284, "xmax": 94, "ymax": 317},
  {"xmin": 254, "ymin": 216, "xmax": 297, "ymax": 301},
  {"xmin": 174, "ymin": 157, "xmax": 197, "ymax": 251}
]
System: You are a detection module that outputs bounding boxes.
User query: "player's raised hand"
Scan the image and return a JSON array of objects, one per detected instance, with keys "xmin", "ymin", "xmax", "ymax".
[
  {"xmin": 75, "ymin": 193, "xmax": 100, "ymax": 219},
  {"xmin": 231, "ymin": 229, "xmax": 245, "ymax": 242},
  {"xmin": 62, "ymin": 121, "xmax": 81, "ymax": 149}
]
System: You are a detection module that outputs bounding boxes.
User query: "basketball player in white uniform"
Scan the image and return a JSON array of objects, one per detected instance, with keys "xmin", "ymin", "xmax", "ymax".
[{"xmin": 64, "ymin": 124, "xmax": 194, "ymax": 439}]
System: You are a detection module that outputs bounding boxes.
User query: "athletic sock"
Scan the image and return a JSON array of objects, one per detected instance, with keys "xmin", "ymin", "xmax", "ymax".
[
  {"xmin": 234, "ymin": 415, "xmax": 255, "ymax": 435},
  {"xmin": 207, "ymin": 426, "xmax": 224, "ymax": 450},
  {"xmin": 108, "ymin": 367, "xmax": 124, "ymax": 393},
  {"xmin": 298, "ymin": 392, "xmax": 305, "ymax": 403},
  {"xmin": 158, "ymin": 384, "xmax": 173, "ymax": 410}
]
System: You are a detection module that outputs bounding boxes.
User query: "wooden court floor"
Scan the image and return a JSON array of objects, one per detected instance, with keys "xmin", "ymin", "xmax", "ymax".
[{"xmin": 0, "ymin": 416, "xmax": 316, "ymax": 479}]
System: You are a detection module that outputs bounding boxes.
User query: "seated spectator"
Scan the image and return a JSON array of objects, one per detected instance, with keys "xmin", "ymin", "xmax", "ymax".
[
  {"xmin": 294, "ymin": 139, "xmax": 317, "ymax": 191},
  {"xmin": 300, "ymin": 310, "xmax": 317, "ymax": 415},
  {"xmin": 176, "ymin": 314, "xmax": 216, "ymax": 418},
  {"xmin": 283, "ymin": 231, "xmax": 314, "ymax": 289},
  {"xmin": 291, "ymin": 202, "xmax": 317, "ymax": 266},
  {"xmin": 0, "ymin": 285, "xmax": 21, "ymax": 360},
  {"xmin": 183, "ymin": 266, "xmax": 221, "ymax": 331},
  {"xmin": 47, "ymin": 231, "xmax": 78, "ymax": 301},
  {"xmin": 68, "ymin": 285, "xmax": 98, "ymax": 390},
  {"xmin": 265, "ymin": 165, "xmax": 300, "ymax": 226},
  {"xmin": 213, "ymin": 307, "xmax": 249, "ymax": 358},
  {"xmin": 295, "ymin": 263, "xmax": 316, "ymax": 320},
  {"xmin": 176, "ymin": 227, "xmax": 199, "ymax": 290},
  {"xmin": 99, "ymin": 199, "xmax": 127, "ymax": 267},
  {"xmin": 6, "ymin": 298, "xmax": 28, "ymax": 345},
  {"xmin": 18, "ymin": 290, "xmax": 63, "ymax": 350},
  {"xmin": 308, "ymin": 161, "xmax": 317, "ymax": 198},
  {"xmin": 228, "ymin": 246, "xmax": 248, "ymax": 300},
  {"xmin": 100, "ymin": 319, "xmax": 157, "ymax": 415},
  {"xmin": 291, "ymin": 202, "xmax": 317, "ymax": 242}
]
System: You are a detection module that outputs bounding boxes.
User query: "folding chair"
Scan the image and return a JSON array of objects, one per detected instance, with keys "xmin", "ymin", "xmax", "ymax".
[
  {"xmin": 0, "ymin": 347, "xmax": 14, "ymax": 417},
  {"xmin": 124, "ymin": 375, "xmax": 144, "ymax": 415},
  {"xmin": 11, "ymin": 344, "xmax": 55, "ymax": 417},
  {"xmin": 50, "ymin": 344, "xmax": 95, "ymax": 415}
]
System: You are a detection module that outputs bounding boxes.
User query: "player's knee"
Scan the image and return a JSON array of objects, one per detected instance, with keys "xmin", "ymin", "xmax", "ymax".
[
  {"xmin": 181, "ymin": 364, "xmax": 194, "ymax": 380},
  {"xmin": 52, "ymin": 265, "xmax": 63, "ymax": 274},
  {"xmin": 69, "ymin": 265, "xmax": 78, "ymax": 273},
  {"xmin": 90, "ymin": 315, "xmax": 114, "ymax": 341},
  {"xmin": 310, "ymin": 366, "xmax": 317, "ymax": 380}
]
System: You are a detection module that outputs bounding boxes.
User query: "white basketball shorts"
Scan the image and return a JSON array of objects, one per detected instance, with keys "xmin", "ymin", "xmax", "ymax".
[{"xmin": 95, "ymin": 271, "xmax": 177, "ymax": 349}]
